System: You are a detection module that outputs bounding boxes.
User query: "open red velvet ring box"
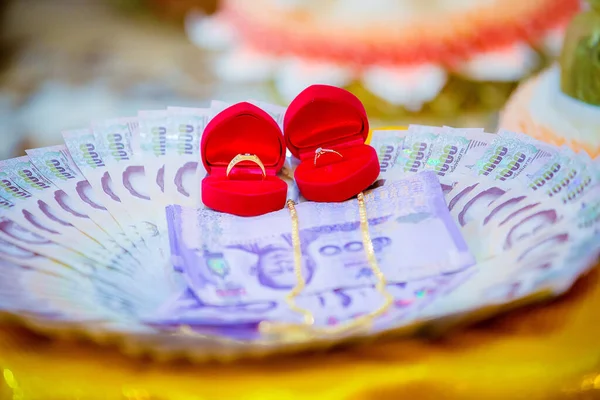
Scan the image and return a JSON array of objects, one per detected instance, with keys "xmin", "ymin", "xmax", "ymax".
[
  {"xmin": 284, "ymin": 85, "xmax": 380, "ymax": 202},
  {"xmin": 201, "ymin": 102, "xmax": 287, "ymax": 216}
]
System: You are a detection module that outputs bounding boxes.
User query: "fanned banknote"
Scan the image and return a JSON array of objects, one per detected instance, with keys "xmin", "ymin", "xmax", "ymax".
[{"xmin": 0, "ymin": 101, "xmax": 598, "ymax": 360}]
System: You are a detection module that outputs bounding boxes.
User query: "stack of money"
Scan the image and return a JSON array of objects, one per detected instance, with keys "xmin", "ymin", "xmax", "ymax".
[{"xmin": 0, "ymin": 102, "xmax": 598, "ymax": 360}]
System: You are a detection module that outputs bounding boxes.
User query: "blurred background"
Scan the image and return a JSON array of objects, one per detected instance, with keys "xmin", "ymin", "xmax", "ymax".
[
  {"xmin": 0, "ymin": 0, "xmax": 580, "ymax": 159},
  {"xmin": 0, "ymin": 0, "xmax": 220, "ymax": 158}
]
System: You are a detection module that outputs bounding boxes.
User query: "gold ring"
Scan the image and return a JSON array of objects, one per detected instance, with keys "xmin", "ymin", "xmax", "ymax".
[
  {"xmin": 226, "ymin": 153, "xmax": 266, "ymax": 179},
  {"xmin": 314, "ymin": 147, "xmax": 343, "ymax": 166}
]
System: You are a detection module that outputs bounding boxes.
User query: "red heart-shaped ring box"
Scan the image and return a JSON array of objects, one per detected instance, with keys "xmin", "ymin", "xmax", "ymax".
[
  {"xmin": 284, "ymin": 85, "xmax": 380, "ymax": 202},
  {"xmin": 201, "ymin": 102, "xmax": 287, "ymax": 216}
]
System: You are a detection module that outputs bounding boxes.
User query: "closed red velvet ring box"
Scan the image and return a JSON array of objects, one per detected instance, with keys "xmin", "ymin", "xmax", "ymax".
[
  {"xmin": 284, "ymin": 85, "xmax": 380, "ymax": 202},
  {"xmin": 201, "ymin": 102, "xmax": 287, "ymax": 216}
]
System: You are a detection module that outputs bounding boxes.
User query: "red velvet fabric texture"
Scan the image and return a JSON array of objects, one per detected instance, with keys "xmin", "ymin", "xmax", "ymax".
[
  {"xmin": 284, "ymin": 85, "xmax": 379, "ymax": 202},
  {"xmin": 201, "ymin": 102, "xmax": 287, "ymax": 216}
]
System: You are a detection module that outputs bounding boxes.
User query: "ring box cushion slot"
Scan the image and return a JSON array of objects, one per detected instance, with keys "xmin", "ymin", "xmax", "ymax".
[
  {"xmin": 284, "ymin": 85, "xmax": 380, "ymax": 202},
  {"xmin": 201, "ymin": 102, "xmax": 287, "ymax": 216}
]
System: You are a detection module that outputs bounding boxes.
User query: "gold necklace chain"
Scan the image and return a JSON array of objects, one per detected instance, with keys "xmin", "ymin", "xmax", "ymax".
[
  {"xmin": 259, "ymin": 192, "xmax": 394, "ymax": 339},
  {"xmin": 177, "ymin": 193, "xmax": 394, "ymax": 343}
]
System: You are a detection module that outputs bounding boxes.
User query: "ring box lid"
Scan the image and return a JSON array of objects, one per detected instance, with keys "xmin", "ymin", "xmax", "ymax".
[
  {"xmin": 201, "ymin": 102, "xmax": 286, "ymax": 175},
  {"xmin": 283, "ymin": 85, "xmax": 370, "ymax": 161}
]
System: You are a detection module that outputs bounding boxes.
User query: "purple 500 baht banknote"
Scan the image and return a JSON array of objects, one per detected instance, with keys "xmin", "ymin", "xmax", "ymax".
[{"xmin": 166, "ymin": 171, "xmax": 475, "ymax": 305}]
